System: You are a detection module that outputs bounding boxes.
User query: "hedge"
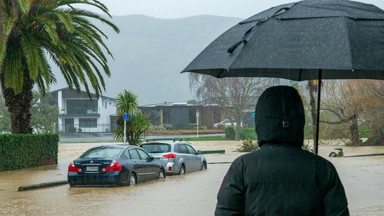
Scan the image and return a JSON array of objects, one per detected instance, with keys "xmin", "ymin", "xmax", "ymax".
[
  {"xmin": 0, "ymin": 133, "xmax": 59, "ymax": 171},
  {"xmin": 240, "ymin": 128, "xmax": 257, "ymax": 140},
  {"xmin": 225, "ymin": 126, "xmax": 258, "ymax": 140},
  {"xmin": 224, "ymin": 127, "xmax": 235, "ymax": 139}
]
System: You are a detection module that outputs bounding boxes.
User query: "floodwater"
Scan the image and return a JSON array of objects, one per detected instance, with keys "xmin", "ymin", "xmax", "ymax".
[
  {"xmin": 0, "ymin": 165, "xmax": 229, "ymax": 216},
  {"xmin": 0, "ymin": 141, "xmax": 384, "ymax": 216}
]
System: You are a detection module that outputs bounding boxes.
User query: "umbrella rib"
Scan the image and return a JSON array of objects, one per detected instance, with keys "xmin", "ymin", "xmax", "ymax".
[
  {"xmin": 228, "ymin": 5, "xmax": 294, "ymax": 54},
  {"xmin": 298, "ymin": 69, "xmax": 302, "ymax": 81},
  {"xmin": 342, "ymin": 17, "xmax": 354, "ymax": 71},
  {"xmin": 216, "ymin": 69, "xmax": 226, "ymax": 78}
]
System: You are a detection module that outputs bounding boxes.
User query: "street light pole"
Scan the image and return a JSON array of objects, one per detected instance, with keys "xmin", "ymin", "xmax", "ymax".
[
  {"xmin": 196, "ymin": 111, "xmax": 199, "ymax": 138},
  {"xmin": 124, "ymin": 119, "xmax": 126, "ymax": 143}
]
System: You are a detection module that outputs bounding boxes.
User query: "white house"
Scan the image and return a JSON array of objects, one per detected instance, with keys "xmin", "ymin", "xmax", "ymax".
[{"xmin": 49, "ymin": 88, "xmax": 117, "ymax": 134}]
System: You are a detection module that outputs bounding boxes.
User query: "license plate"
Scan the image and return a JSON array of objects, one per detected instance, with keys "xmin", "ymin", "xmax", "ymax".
[{"xmin": 86, "ymin": 166, "xmax": 99, "ymax": 172}]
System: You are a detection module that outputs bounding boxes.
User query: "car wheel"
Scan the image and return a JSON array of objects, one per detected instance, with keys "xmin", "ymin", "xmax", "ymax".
[
  {"xmin": 117, "ymin": 172, "xmax": 130, "ymax": 186},
  {"xmin": 128, "ymin": 173, "xmax": 137, "ymax": 186},
  {"xmin": 201, "ymin": 162, "xmax": 207, "ymax": 170},
  {"xmin": 179, "ymin": 165, "xmax": 185, "ymax": 175},
  {"xmin": 158, "ymin": 169, "xmax": 166, "ymax": 179},
  {"xmin": 329, "ymin": 152, "xmax": 337, "ymax": 157}
]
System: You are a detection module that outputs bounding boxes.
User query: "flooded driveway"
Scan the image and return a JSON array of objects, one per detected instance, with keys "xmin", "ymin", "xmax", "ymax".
[{"xmin": 0, "ymin": 141, "xmax": 383, "ymax": 215}]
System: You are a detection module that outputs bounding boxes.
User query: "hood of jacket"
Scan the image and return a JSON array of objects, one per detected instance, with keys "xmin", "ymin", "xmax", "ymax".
[{"xmin": 255, "ymin": 86, "xmax": 305, "ymax": 147}]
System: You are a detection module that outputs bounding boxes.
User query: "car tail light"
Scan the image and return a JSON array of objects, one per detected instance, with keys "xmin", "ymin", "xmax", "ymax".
[
  {"xmin": 162, "ymin": 154, "xmax": 176, "ymax": 159},
  {"xmin": 168, "ymin": 166, "xmax": 172, "ymax": 172},
  {"xmin": 68, "ymin": 162, "xmax": 82, "ymax": 173},
  {"xmin": 102, "ymin": 160, "xmax": 122, "ymax": 172}
]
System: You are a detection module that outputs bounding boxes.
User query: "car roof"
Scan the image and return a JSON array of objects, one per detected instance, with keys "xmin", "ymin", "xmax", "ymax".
[
  {"xmin": 140, "ymin": 140, "xmax": 189, "ymax": 146},
  {"xmin": 89, "ymin": 144, "xmax": 141, "ymax": 150}
]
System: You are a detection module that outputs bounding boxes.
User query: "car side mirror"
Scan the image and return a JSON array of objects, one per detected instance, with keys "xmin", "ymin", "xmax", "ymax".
[
  {"xmin": 147, "ymin": 156, "xmax": 154, "ymax": 162},
  {"xmin": 196, "ymin": 150, "xmax": 202, "ymax": 155}
]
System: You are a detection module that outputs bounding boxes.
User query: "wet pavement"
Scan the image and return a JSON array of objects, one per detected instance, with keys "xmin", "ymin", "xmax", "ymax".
[{"xmin": 0, "ymin": 141, "xmax": 383, "ymax": 216}]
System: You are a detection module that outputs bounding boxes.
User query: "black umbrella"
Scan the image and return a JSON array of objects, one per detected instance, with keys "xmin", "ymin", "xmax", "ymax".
[{"xmin": 182, "ymin": 0, "xmax": 384, "ymax": 154}]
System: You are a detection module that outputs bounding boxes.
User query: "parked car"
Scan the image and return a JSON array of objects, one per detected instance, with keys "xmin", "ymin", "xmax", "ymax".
[
  {"xmin": 140, "ymin": 140, "xmax": 207, "ymax": 175},
  {"xmin": 67, "ymin": 145, "xmax": 165, "ymax": 187},
  {"xmin": 213, "ymin": 119, "xmax": 242, "ymax": 128}
]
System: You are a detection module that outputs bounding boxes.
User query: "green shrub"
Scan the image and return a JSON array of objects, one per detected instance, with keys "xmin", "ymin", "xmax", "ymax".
[
  {"xmin": 224, "ymin": 126, "xmax": 235, "ymax": 140},
  {"xmin": 0, "ymin": 133, "xmax": 59, "ymax": 171},
  {"xmin": 240, "ymin": 128, "xmax": 257, "ymax": 140},
  {"xmin": 359, "ymin": 124, "xmax": 370, "ymax": 138},
  {"xmin": 238, "ymin": 139, "xmax": 260, "ymax": 152}
]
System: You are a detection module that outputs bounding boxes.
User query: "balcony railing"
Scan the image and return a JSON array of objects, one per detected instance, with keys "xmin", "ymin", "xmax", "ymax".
[{"xmin": 59, "ymin": 113, "xmax": 100, "ymax": 117}]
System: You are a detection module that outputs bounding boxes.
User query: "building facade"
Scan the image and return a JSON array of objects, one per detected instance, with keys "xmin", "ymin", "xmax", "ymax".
[
  {"xmin": 49, "ymin": 88, "xmax": 116, "ymax": 134},
  {"xmin": 139, "ymin": 102, "xmax": 222, "ymax": 129}
]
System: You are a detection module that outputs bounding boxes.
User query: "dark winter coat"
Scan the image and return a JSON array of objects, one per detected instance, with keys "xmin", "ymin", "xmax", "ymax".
[{"xmin": 215, "ymin": 86, "xmax": 349, "ymax": 216}]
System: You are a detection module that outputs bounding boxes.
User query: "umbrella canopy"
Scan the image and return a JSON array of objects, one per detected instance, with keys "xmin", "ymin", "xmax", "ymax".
[
  {"xmin": 182, "ymin": 0, "xmax": 384, "ymax": 80},
  {"xmin": 182, "ymin": 0, "xmax": 384, "ymax": 154}
]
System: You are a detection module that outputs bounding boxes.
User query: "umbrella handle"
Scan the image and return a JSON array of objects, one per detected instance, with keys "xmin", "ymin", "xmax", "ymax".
[{"xmin": 314, "ymin": 70, "xmax": 322, "ymax": 155}]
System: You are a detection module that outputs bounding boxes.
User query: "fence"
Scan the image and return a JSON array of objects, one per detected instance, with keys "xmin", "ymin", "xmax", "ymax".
[{"xmin": 59, "ymin": 123, "xmax": 114, "ymax": 134}]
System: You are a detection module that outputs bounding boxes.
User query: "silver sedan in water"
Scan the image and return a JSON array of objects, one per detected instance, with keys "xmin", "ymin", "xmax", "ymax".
[{"xmin": 140, "ymin": 140, "xmax": 207, "ymax": 175}]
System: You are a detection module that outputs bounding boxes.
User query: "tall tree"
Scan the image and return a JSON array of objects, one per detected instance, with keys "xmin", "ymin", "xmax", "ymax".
[
  {"xmin": 320, "ymin": 80, "xmax": 365, "ymax": 145},
  {"xmin": 0, "ymin": 0, "xmax": 119, "ymax": 133},
  {"xmin": 359, "ymin": 80, "xmax": 384, "ymax": 146},
  {"xmin": 189, "ymin": 74, "xmax": 276, "ymax": 140}
]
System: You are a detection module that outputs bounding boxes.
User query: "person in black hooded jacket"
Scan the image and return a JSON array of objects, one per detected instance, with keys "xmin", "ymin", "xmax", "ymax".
[{"xmin": 215, "ymin": 86, "xmax": 349, "ymax": 216}]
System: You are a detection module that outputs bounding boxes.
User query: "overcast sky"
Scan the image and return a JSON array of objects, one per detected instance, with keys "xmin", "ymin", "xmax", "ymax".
[{"xmin": 92, "ymin": 0, "xmax": 384, "ymax": 19}]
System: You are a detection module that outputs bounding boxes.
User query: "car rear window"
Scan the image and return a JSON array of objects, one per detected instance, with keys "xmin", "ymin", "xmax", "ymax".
[
  {"xmin": 141, "ymin": 143, "xmax": 171, "ymax": 153},
  {"xmin": 80, "ymin": 148, "xmax": 122, "ymax": 159}
]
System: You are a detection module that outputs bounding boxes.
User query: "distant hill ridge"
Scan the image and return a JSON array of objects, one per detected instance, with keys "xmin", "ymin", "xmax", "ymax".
[{"xmin": 51, "ymin": 15, "xmax": 241, "ymax": 105}]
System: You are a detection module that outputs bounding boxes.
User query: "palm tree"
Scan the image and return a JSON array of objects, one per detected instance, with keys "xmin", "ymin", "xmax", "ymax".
[
  {"xmin": 113, "ymin": 90, "xmax": 150, "ymax": 145},
  {"xmin": 116, "ymin": 90, "xmax": 139, "ymax": 116},
  {"xmin": 0, "ymin": 0, "xmax": 119, "ymax": 133}
]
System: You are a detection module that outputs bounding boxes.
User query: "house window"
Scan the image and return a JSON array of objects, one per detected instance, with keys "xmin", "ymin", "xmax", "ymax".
[
  {"xmin": 105, "ymin": 101, "xmax": 107, "ymax": 109},
  {"xmin": 79, "ymin": 118, "xmax": 97, "ymax": 128},
  {"xmin": 67, "ymin": 100, "xmax": 98, "ymax": 115},
  {"xmin": 188, "ymin": 107, "xmax": 197, "ymax": 124}
]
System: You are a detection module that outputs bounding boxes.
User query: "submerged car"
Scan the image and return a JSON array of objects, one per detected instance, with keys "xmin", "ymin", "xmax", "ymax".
[
  {"xmin": 140, "ymin": 140, "xmax": 207, "ymax": 175},
  {"xmin": 67, "ymin": 145, "xmax": 165, "ymax": 187}
]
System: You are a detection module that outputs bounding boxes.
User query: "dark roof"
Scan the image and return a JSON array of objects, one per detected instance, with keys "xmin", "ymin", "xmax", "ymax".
[{"xmin": 50, "ymin": 87, "xmax": 115, "ymax": 100}]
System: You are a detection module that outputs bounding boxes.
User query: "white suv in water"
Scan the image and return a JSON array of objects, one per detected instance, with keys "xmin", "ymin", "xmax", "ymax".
[{"xmin": 140, "ymin": 140, "xmax": 207, "ymax": 175}]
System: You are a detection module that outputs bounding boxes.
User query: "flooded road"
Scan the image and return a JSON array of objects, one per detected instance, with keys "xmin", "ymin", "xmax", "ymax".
[
  {"xmin": 0, "ymin": 164, "xmax": 229, "ymax": 216},
  {"xmin": 0, "ymin": 141, "xmax": 384, "ymax": 216}
]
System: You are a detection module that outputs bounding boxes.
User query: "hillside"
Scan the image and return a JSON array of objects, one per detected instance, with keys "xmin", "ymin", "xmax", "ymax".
[{"xmin": 51, "ymin": 15, "xmax": 241, "ymax": 105}]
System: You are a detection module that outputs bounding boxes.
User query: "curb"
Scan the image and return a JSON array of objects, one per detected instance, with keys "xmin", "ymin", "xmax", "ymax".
[
  {"xmin": 18, "ymin": 180, "xmax": 68, "ymax": 191},
  {"xmin": 208, "ymin": 162, "xmax": 232, "ymax": 164},
  {"xmin": 201, "ymin": 150, "xmax": 225, "ymax": 154}
]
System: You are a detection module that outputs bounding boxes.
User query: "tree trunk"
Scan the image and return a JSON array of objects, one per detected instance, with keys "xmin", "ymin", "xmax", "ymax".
[
  {"xmin": 307, "ymin": 81, "xmax": 318, "ymax": 139},
  {"xmin": 234, "ymin": 125, "xmax": 241, "ymax": 140},
  {"xmin": 2, "ymin": 73, "xmax": 34, "ymax": 134},
  {"xmin": 348, "ymin": 115, "xmax": 361, "ymax": 146}
]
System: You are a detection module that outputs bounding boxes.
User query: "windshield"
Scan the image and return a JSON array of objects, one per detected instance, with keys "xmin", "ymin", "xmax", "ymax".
[
  {"xmin": 80, "ymin": 147, "xmax": 123, "ymax": 159},
  {"xmin": 141, "ymin": 143, "xmax": 171, "ymax": 153}
]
